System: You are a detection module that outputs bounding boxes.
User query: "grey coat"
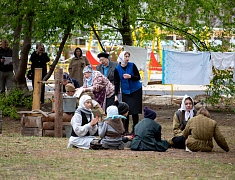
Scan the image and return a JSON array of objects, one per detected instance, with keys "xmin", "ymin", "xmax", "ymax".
[
  {"xmin": 130, "ymin": 118, "xmax": 169, "ymax": 152},
  {"xmin": 96, "ymin": 61, "xmax": 118, "ymax": 85}
]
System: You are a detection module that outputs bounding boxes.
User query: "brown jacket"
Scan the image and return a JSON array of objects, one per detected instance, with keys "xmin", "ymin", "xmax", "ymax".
[
  {"xmin": 183, "ymin": 114, "xmax": 229, "ymax": 152},
  {"xmin": 69, "ymin": 56, "xmax": 90, "ymax": 85},
  {"xmin": 172, "ymin": 110, "xmax": 196, "ymax": 136}
]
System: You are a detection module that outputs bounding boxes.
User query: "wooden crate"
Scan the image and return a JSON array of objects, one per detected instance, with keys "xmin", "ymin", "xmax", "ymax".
[{"xmin": 20, "ymin": 114, "xmax": 42, "ymax": 136}]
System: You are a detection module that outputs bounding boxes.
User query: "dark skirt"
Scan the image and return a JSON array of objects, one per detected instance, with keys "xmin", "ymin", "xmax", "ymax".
[{"xmin": 122, "ymin": 87, "xmax": 142, "ymax": 115}]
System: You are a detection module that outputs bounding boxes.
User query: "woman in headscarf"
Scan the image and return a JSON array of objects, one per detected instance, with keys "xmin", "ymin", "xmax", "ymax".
[
  {"xmin": 98, "ymin": 105, "xmax": 127, "ymax": 150},
  {"xmin": 67, "ymin": 95, "xmax": 99, "ymax": 149},
  {"xmin": 82, "ymin": 65, "xmax": 115, "ymax": 111},
  {"xmin": 168, "ymin": 94, "xmax": 197, "ymax": 149},
  {"xmin": 114, "ymin": 51, "xmax": 142, "ymax": 134},
  {"xmin": 69, "ymin": 47, "xmax": 90, "ymax": 85}
]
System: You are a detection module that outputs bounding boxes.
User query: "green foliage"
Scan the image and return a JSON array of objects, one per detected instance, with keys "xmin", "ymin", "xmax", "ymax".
[
  {"xmin": 0, "ymin": 88, "xmax": 32, "ymax": 119},
  {"xmin": 205, "ymin": 69, "xmax": 235, "ymax": 110}
]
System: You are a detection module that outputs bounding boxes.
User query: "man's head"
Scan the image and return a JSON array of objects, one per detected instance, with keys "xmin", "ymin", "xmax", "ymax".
[
  {"xmin": 97, "ymin": 52, "xmax": 109, "ymax": 67},
  {"xmin": 1, "ymin": 39, "xmax": 9, "ymax": 49},
  {"xmin": 36, "ymin": 43, "xmax": 45, "ymax": 54},
  {"xmin": 196, "ymin": 107, "xmax": 211, "ymax": 118},
  {"xmin": 63, "ymin": 72, "xmax": 70, "ymax": 85}
]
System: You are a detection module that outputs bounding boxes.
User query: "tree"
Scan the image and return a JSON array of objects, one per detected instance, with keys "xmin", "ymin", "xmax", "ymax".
[
  {"xmin": 0, "ymin": 0, "xmax": 97, "ymax": 90},
  {"xmin": 1, "ymin": 0, "xmax": 234, "ymax": 105}
]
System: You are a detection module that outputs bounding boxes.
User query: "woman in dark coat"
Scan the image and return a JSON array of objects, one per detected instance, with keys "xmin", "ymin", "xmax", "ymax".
[
  {"xmin": 29, "ymin": 43, "xmax": 50, "ymax": 104},
  {"xmin": 114, "ymin": 51, "xmax": 142, "ymax": 134}
]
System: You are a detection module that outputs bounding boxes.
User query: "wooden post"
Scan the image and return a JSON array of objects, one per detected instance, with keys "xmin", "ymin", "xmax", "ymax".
[
  {"xmin": 32, "ymin": 68, "xmax": 42, "ymax": 110},
  {"xmin": 54, "ymin": 67, "xmax": 63, "ymax": 137}
]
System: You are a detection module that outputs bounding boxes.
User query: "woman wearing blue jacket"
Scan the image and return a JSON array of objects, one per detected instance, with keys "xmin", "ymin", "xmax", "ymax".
[{"xmin": 114, "ymin": 51, "xmax": 142, "ymax": 134}]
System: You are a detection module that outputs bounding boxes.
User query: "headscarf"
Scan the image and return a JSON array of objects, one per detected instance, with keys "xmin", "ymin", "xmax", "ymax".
[
  {"xmin": 83, "ymin": 65, "xmax": 93, "ymax": 87},
  {"xmin": 83, "ymin": 65, "xmax": 93, "ymax": 73},
  {"xmin": 104, "ymin": 105, "xmax": 127, "ymax": 120},
  {"xmin": 178, "ymin": 94, "xmax": 195, "ymax": 121},
  {"xmin": 76, "ymin": 94, "xmax": 92, "ymax": 114},
  {"xmin": 117, "ymin": 51, "xmax": 127, "ymax": 66}
]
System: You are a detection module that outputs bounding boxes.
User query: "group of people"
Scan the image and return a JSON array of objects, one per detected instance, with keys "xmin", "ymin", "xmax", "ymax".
[
  {"xmin": 61, "ymin": 49, "xmax": 142, "ymax": 135},
  {"xmin": 67, "ymin": 91, "xmax": 168, "ymax": 151},
  {"xmin": 168, "ymin": 95, "xmax": 229, "ymax": 152},
  {"xmin": 1, "ymin": 40, "xmax": 229, "ymax": 153},
  {"xmin": 67, "ymin": 92, "xmax": 229, "ymax": 153},
  {"xmin": 52, "ymin": 46, "xmax": 229, "ymax": 153}
]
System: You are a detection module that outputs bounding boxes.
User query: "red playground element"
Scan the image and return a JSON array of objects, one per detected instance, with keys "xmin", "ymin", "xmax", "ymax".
[
  {"xmin": 86, "ymin": 51, "xmax": 100, "ymax": 69},
  {"xmin": 149, "ymin": 52, "xmax": 162, "ymax": 71}
]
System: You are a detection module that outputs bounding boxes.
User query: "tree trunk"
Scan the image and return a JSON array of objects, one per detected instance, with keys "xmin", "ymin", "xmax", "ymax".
[
  {"xmin": 43, "ymin": 26, "xmax": 71, "ymax": 81},
  {"xmin": 14, "ymin": 12, "xmax": 34, "ymax": 91},
  {"xmin": 120, "ymin": 12, "xmax": 133, "ymax": 46}
]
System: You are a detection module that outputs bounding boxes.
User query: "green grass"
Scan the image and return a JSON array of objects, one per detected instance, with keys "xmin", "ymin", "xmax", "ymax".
[
  {"xmin": 0, "ymin": 135, "xmax": 234, "ymax": 180},
  {"xmin": 0, "ymin": 113, "xmax": 234, "ymax": 180}
]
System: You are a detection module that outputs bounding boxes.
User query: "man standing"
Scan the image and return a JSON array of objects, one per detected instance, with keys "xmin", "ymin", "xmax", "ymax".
[
  {"xmin": 0, "ymin": 39, "xmax": 14, "ymax": 94},
  {"xmin": 96, "ymin": 52, "xmax": 118, "ymax": 85}
]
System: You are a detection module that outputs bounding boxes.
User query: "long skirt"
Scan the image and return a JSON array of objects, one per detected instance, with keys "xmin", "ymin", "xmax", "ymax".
[{"xmin": 122, "ymin": 87, "xmax": 142, "ymax": 115}]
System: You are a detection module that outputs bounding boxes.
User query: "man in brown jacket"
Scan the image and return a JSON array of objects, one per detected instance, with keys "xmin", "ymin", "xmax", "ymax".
[{"xmin": 183, "ymin": 107, "xmax": 229, "ymax": 152}]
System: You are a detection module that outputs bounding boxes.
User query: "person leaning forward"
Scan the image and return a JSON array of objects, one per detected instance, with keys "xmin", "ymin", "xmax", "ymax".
[
  {"xmin": 96, "ymin": 52, "xmax": 118, "ymax": 85},
  {"xmin": 183, "ymin": 107, "xmax": 229, "ymax": 152}
]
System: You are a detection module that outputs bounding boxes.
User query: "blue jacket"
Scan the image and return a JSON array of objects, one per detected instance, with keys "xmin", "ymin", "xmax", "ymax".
[{"xmin": 116, "ymin": 62, "xmax": 141, "ymax": 94}]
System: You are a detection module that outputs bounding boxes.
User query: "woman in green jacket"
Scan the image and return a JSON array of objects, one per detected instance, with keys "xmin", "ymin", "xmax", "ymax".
[{"xmin": 183, "ymin": 107, "xmax": 229, "ymax": 152}]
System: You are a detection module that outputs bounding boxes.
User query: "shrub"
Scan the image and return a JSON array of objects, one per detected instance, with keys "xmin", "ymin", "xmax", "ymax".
[{"xmin": 0, "ymin": 88, "xmax": 32, "ymax": 119}]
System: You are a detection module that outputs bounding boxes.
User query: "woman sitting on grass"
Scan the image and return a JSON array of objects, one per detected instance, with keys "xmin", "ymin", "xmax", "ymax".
[
  {"xmin": 67, "ymin": 95, "xmax": 99, "ymax": 149},
  {"xmin": 98, "ymin": 105, "xmax": 127, "ymax": 150},
  {"xmin": 168, "ymin": 95, "xmax": 197, "ymax": 149},
  {"xmin": 183, "ymin": 107, "xmax": 229, "ymax": 152},
  {"xmin": 130, "ymin": 107, "xmax": 170, "ymax": 152}
]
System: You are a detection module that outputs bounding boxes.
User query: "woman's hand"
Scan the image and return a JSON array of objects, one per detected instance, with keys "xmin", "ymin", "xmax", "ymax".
[
  {"xmin": 90, "ymin": 117, "xmax": 99, "ymax": 126},
  {"xmin": 97, "ymin": 116, "xmax": 102, "ymax": 122},
  {"xmin": 123, "ymin": 73, "xmax": 131, "ymax": 79}
]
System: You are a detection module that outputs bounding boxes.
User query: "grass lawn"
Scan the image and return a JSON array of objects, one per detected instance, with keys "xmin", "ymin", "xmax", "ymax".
[{"xmin": 0, "ymin": 105, "xmax": 234, "ymax": 180}]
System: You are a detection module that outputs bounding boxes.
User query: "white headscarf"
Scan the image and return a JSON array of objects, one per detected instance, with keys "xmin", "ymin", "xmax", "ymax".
[
  {"xmin": 178, "ymin": 94, "xmax": 195, "ymax": 121},
  {"xmin": 78, "ymin": 95, "xmax": 92, "ymax": 109},
  {"xmin": 75, "ymin": 94, "xmax": 93, "ymax": 115},
  {"xmin": 104, "ymin": 105, "xmax": 126, "ymax": 120},
  {"xmin": 117, "ymin": 51, "xmax": 127, "ymax": 66}
]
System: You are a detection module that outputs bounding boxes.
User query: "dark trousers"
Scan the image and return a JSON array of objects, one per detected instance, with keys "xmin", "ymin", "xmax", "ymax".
[{"xmin": 124, "ymin": 114, "xmax": 139, "ymax": 134}]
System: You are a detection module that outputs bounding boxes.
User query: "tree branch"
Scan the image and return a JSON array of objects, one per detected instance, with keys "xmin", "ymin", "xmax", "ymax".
[
  {"xmin": 137, "ymin": 18, "xmax": 209, "ymax": 51},
  {"xmin": 43, "ymin": 26, "xmax": 71, "ymax": 81},
  {"xmin": 91, "ymin": 26, "xmax": 106, "ymax": 52}
]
